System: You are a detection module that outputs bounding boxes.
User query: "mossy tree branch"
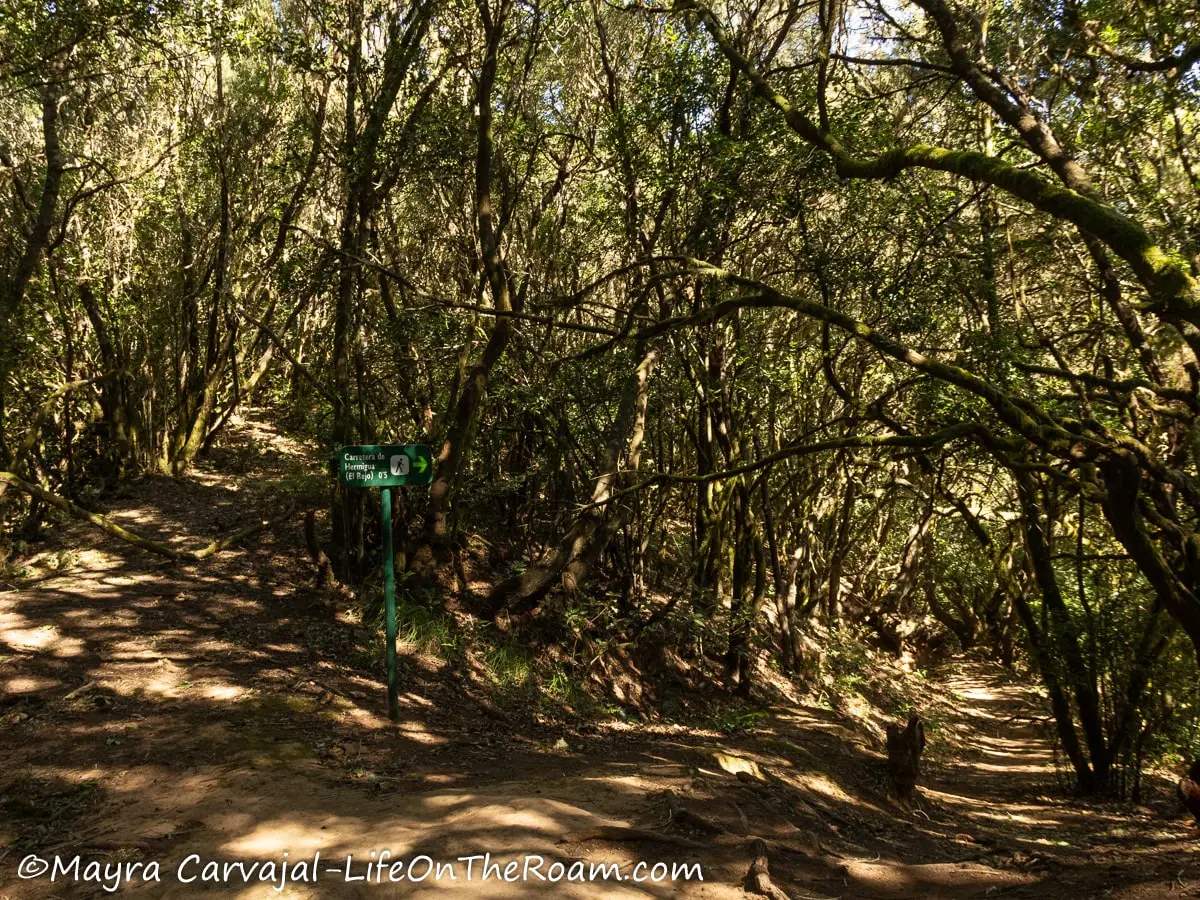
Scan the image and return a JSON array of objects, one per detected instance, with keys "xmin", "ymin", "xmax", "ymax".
[{"xmin": 670, "ymin": 1, "xmax": 1199, "ymax": 327}]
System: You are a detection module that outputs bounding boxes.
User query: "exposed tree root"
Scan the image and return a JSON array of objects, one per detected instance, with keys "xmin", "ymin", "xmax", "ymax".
[
  {"xmin": 559, "ymin": 826, "xmax": 708, "ymax": 850},
  {"xmin": 664, "ymin": 790, "xmax": 726, "ymax": 835},
  {"xmin": 746, "ymin": 838, "xmax": 793, "ymax": 900},
  {"xmin": 0, "ymin": 471, "xmax": 290, "ymax": 562}
]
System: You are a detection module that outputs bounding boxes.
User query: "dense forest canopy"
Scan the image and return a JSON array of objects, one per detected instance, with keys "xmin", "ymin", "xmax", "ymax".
[{"xmin": 3, "ymin": 0, "xmax": 1200, "ymax": 796}]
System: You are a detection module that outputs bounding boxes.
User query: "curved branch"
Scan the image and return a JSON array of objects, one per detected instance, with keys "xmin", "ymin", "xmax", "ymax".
[
  {"xmin": 232, "ymin": 307, "xmax": 339, "ymax": 406},
  {"xmin": 580, "ymin": 423, "xmax": 981, "ymax": 512},
  {"xmin": 18, "ymin": 376, "xmax": 103, "ymax": 465},
  {"xmin": 671, "ymin": 1, "xmax": 1199, "ymax": 325}
]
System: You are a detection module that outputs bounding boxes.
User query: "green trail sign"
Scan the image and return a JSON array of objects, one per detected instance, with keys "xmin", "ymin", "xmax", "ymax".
[
  {"xmin": 337, "ymin": 444, "xmax": 434, "ymax": 487},
  {"xmin": 336, "ymin": 442, "xmax": 434, "ymax": 722}
]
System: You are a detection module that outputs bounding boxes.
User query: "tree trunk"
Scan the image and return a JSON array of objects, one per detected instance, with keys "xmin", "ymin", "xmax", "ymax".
[
  {"xmin": 423, "ymin": 0, "xmax": 515, "ymax": 553},
  {"xmin": 1018, "ymin": 472, "xmax": 1110, "ymax": 790},
  {"xmin": 1, "ymin": 81, "xmax": 65, "ymax": 467},
  {"xmin": 826, "ymin": 474, "xmax": 857, "ymax": 621},
  {"xmin": 482, "ymin": 347, "xmax": 661, "ymax": 615}
]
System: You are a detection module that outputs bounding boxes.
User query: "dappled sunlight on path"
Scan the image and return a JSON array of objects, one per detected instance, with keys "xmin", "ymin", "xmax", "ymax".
[{"xmin": 2, "ymin": 415, "xmax": 1198, "ymax": 899}]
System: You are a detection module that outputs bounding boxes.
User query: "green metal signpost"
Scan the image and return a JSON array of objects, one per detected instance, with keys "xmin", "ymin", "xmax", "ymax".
[{"xmin": 337, "ymin": 444, "xmax": 434, "ymax": 721}]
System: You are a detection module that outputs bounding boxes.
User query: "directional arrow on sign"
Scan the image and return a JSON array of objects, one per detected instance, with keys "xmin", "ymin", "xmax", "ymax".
[{"xmin": 414, "ymin": 455, "xmax": 428, "ymax": 473}]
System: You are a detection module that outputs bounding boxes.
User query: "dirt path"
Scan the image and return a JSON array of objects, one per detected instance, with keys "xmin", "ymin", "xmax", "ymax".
[{"xmin": 2, "ymin": 415, "xmax": 1197, "ymax": 899}]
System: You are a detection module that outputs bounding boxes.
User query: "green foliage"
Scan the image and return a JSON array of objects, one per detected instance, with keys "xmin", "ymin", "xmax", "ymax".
[{"xmin": 3, "ymin": 0, "xmax": 1200, "ymax": 801}]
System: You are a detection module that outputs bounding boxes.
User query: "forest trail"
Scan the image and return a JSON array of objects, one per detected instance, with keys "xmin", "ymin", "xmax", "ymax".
[{"xmin": 2, "ymin": 415, "xmax": 1197, "ymax": 899}]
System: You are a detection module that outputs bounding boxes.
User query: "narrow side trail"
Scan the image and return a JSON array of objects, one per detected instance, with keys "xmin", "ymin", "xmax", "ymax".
[{"xmin": 2, "ymin": 415, "xmax": 1197, "ymax": 899}]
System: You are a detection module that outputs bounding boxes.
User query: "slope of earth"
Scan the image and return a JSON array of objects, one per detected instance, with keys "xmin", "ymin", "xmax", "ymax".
[{"xmin": 1, "ymin": 413, "xmax": 1197, "ymax": 899}]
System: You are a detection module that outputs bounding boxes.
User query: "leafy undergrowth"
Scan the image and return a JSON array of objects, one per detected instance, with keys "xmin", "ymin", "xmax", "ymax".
[{"xmin": 352, "ymin": 561, "xmax": 969, "ymax": 764}]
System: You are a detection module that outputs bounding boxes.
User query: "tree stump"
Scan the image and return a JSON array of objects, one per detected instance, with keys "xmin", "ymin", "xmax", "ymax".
[
  {"xmin": 1179, "ymin": 759, "xmax": 1200, "ymax": 826},
  {"xmin": 886, "ymin": 713, "xmax": 926, "ymax": 801}
]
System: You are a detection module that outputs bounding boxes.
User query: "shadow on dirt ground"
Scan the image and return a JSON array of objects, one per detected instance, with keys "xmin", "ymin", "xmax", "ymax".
[{"xmin": 2, "ymin": 413, "xmax": 1198, "ymax": 899}]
